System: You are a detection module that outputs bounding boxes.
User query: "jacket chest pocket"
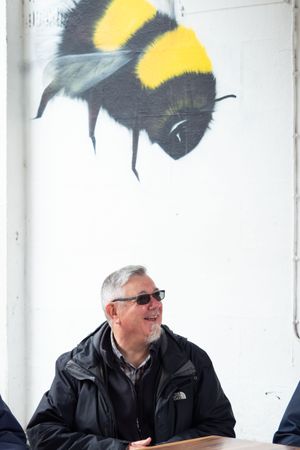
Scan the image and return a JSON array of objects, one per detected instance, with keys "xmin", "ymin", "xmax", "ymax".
[
  {"xmin": 156, "ymin": 378, "xmax": 195, "ymax": 439},
  {"xmin": 172, "ymin": 381, "xmax": 194, "ymax": 433},
  {"xmin": 74, "ymin": 381, "xmax": 112, "ymax": 436}
]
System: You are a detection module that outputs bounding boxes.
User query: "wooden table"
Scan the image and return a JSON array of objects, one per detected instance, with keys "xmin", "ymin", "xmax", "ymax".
[{"xmin": 139, "ymin": 435, "xmax": 300, "ymax": 450}]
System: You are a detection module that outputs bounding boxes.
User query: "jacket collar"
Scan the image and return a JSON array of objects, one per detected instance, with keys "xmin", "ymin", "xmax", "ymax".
[{"xmin": 68, "ymin": 322, "xmax": 194, "ymax": 381}]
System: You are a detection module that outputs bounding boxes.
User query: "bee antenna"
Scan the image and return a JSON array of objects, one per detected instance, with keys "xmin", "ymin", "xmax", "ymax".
[{"xmin": 215, "ymin": 94, "xmax": 237, "ymax": 102}]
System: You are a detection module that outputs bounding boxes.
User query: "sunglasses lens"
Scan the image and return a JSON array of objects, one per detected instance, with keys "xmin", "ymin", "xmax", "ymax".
[
  {"xmin": 152, "ymin": 292, "xmax": 160, "ymax": 301},
  {"xmin": 136, "ymin": 294, "xmax": 150, "ymax": 305},
  {"xmin": 136, "ymin": 290, "xmax": 165, "ymax": 305},
  {"xmin": 152, "ymin": 290, "xmax": 165, "ymax": 301}
]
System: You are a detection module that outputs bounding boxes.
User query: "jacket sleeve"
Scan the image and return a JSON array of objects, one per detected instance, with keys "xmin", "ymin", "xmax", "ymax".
[
  {"xmin": 26, "ymin": 355, "xmax": 128, "ymax": 450},
  {"xmin": 164, "ymin": 344, "xmax": 236, "ymax": 443},
  {"xmin": 0, "ymin": 395, "xmax": 28, "ymax": 449},
  {"xmin": 273, "ymin": 381, "xmax": 300, "ymax": 447}
]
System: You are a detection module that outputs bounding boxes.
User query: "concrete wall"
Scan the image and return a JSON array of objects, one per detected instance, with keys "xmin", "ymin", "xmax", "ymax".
[{"xmin": 2, "ymin": 0, "xmax": 300, "ymax": 443}]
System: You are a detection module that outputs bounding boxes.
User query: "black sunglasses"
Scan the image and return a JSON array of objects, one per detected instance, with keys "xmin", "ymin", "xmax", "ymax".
[{"xmin": 112, "ymin": 290, "xmax": 165, "ymax": 306}]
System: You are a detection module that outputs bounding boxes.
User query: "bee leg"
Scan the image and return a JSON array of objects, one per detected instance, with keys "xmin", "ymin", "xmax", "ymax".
[
  {"xmin": 88, "ymin": 99, "xmax": 101, "ymax": 153},
  {"xmin": 132, "ymin": 126, "xmax": 140, "ymax": 181},
  {"xmin": 35, "ymin": 82, "xmax": 59, "ymax": 119}
]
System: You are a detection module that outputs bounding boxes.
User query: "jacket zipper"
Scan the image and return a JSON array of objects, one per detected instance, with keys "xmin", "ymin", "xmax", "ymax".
[
  {"xmin": 136, "ymin": 418, "xmax": 142, "ymax": 436},
  {"xmin": 127, "ymin": 377, "xmax": 143, "ymax": 439}
]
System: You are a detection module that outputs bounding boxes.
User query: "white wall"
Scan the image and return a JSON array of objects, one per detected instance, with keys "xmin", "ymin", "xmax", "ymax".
[
  {"xmin": 2, "ymin": 0, "xmax": 27, "ymax": 425},
  {"xmin": 3, "ymin": 0, "xmax": 300, "ymax": 443},
  {"xmin": 0, "ymin": 0, "xmax": 7, "ymax": 401},
  {"xmin": 1, "ymin": 0, "xmax": 28, "ymax": 426}
]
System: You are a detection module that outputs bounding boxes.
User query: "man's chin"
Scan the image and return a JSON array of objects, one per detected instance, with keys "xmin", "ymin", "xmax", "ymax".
[{"xmin": 146, "ymin": 324, "xmax": 162, "ymax": 344}]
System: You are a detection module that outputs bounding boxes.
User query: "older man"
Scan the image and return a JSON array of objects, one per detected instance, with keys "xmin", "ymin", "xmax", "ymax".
[{"xmin": 27, "ymin": 265, "xmax": 235, "ymax": 449}]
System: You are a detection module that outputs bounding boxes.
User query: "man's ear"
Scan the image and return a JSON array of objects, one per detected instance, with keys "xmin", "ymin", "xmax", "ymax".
[{"xmin": 106, "ymin": 302, "xmax": 120, "ymax": 323}]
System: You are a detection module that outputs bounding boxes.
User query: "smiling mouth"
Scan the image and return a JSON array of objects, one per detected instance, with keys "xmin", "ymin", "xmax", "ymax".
[{"xmin": 144, "ymin": 315, "xmax": 159, "ymax": 321}]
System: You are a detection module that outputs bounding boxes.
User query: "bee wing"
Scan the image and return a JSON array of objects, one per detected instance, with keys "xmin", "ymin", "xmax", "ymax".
[
  {"xmin": 45, "ymin": 50, "xmax": 133, "ymax": 95},
  {"xmin": 150, "ymin": 0, "xmax": 176, "ymax": 18}
]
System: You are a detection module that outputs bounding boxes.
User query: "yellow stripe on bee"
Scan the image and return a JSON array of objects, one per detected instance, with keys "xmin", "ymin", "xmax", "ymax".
[
  {"xmin": 93, "ymin": 0, "xmax": 156, "ymax": 51},
  {"xmin": 136, "ymin": 26, "xmax": 213, "ymax": 89}
]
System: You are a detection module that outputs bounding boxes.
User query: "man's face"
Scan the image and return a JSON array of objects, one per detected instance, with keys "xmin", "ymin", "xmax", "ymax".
[{"xmin": 114, "ymin": 274, "xmax": 163, "ymax": 345}]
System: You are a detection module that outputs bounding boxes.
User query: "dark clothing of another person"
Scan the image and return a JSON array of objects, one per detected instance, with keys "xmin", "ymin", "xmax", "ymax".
[
  {"xmin": 27, "ymin": 323, "xmax": 235, "ymax": 450},
  {"xmin": 0, "ymin": 395, "xmax": 28, "ymax": 449},
  {"xmin": 273, "ymin": 381, "xmax": 300, "ymax": 447}
]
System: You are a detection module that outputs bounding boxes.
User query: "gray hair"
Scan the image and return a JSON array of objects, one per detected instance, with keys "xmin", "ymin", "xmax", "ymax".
[{"xmin": 101, "ymin": 265, "xmax": 147, "ymax": 313}]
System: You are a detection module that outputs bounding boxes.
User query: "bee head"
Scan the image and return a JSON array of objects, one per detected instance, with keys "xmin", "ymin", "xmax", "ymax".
[
  {"xmin": 154, "ymin": 108, "xmax": 213, "ymax": 159},
  {"xmin": 142, "ymin": 73, "xmax": 216, "ymax": 159}
]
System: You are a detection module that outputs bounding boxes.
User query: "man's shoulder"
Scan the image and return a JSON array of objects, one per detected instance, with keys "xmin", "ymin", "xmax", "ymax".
[
  {"xmin": 161, "ymin": 325, "xmax": 212, "ymax": 367},
  {"xmin": 55, "ymin": 322, "xmax": 109, "ymax": 371}
]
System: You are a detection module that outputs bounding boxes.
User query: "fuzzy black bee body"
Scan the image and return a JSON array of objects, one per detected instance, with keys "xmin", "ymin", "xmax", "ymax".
[{"xmin": 36, "ymin": 0, "xmax": 231, "ymax": 178}]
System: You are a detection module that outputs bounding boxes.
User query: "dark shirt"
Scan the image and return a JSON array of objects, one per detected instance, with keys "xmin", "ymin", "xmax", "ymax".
[
  {"xmin": 110, "ymin": 331, "xmax": 151, "ymax": 384},
  {"xmin": 108, "ymin": 330, "xmax": 160, "ymax": 442}
]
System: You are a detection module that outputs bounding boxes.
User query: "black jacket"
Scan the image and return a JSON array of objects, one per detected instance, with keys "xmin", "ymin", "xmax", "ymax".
[
  {"xmin": 0, "ymin": 395, "xmax": 28, "ymax": 449},
  {"xmin": 273, "ymin": 381, "xmax": 300, "ymax": 446},
  {"xmin": 27, "ymin": 323, "xmax": 235, "ymax": 449}
]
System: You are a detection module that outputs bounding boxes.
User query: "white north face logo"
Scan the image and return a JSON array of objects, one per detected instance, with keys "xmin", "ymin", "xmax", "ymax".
[{"xmin": 173, "ymin": 391, "xmax": 187, "ymax": 401}]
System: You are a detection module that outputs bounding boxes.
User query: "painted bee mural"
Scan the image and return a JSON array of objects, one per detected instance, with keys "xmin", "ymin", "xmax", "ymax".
[{"xmin": 36, "ymin": 0, "xmax": 235, "ymax": 179}]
